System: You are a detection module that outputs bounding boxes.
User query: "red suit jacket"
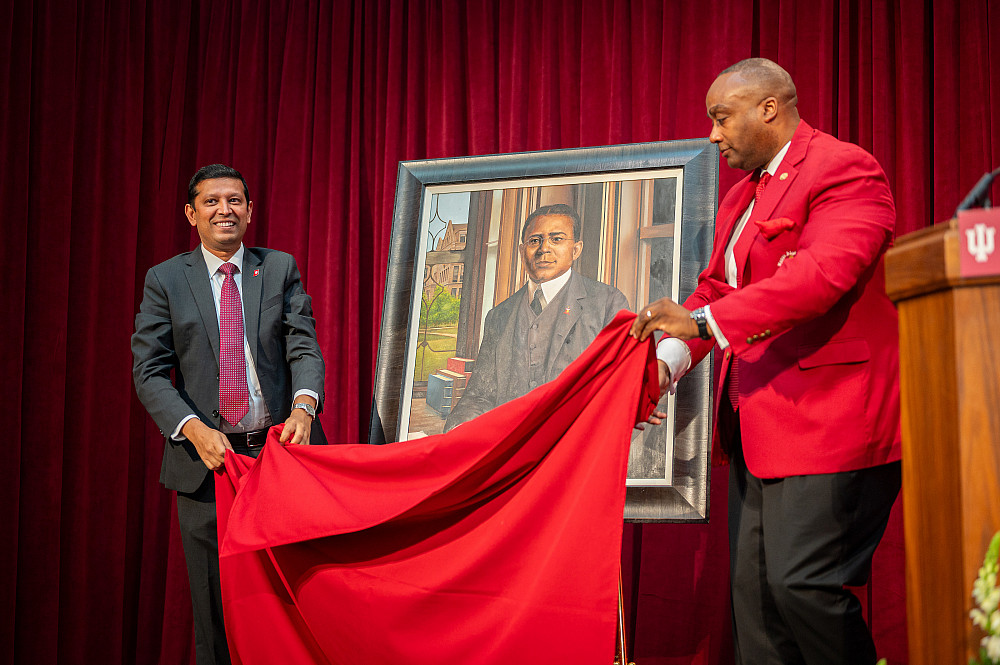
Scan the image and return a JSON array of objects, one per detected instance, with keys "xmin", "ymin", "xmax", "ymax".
[{"xmin": 684, "ymin": 120, "xmax": 901, "ymax": 478}]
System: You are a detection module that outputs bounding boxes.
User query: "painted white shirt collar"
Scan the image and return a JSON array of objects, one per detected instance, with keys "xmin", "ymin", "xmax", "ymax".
[{"xmin": 528, "ymin": 267, "xmax": 573, "ymax": 304}]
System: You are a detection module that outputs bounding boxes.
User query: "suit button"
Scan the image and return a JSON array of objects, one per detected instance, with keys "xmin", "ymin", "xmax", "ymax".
[
  {"xmin": 212, "ymin": 410, "xmax": 219, "ymax": 417},
  {"xmin": 765, "ymin": 329, "xmax": 771, "ymax": 336},
  {"xmin": 747, "ymin": 337, "xmax": 753, "ymax": 344}
]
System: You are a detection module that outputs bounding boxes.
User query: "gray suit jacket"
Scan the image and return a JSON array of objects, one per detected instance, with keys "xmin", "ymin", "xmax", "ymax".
[
  {"xmin": 445, "ymin": 271, "xmax": 629, "ymax": 430},
  {"xmin": 132, "ymin": 246, "xmax": 325, "ymax": 493}
]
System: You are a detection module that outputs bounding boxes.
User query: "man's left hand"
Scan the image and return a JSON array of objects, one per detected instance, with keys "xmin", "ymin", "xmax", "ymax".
[
  {"xmin": 635, "ymin": 360, "xmax": 670, "ymax": 430},
  {"xmin": 280, "ymin": 404, "xmax": 314, "ymax": 445},
  {"xmin": 631, "ymin": 297, "xmax": 700, "ymax": 341}
]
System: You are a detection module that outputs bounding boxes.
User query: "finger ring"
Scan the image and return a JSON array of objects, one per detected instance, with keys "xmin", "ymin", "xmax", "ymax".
[{"xmin": 646, "ymin": 310, "xmax": 652, "ymax": 318}]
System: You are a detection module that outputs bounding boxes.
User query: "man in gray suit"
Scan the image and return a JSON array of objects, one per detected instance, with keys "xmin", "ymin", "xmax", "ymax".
[
  {"xmin": 132, "ymin": 164, "xmax": 325, "ymax": 665},
  {"xmin": 445, "ymin": 203, "xmax": 629, "ymax": 431}
]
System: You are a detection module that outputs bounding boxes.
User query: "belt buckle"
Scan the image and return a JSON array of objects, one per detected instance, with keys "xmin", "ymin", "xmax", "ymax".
[{"xmin": 246, "ymin": 430, "xmax": 267, "ymax": 449}]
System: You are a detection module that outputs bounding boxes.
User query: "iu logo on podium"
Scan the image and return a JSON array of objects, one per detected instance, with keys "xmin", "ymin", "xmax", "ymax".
[
  {"xmin": 958, "ymin": 208, "xmax": 1000, "ymax": 277},
  {"xmin": 966, "ymin": 223, "xmax": 996, "ymax": 263}
]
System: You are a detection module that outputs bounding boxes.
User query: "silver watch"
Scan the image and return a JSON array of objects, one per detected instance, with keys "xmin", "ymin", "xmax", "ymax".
[
  {"xmin": 292, "ymin": 402, "xmax": 316, "ymax": 419},
  {"xmin": 690, "ymin": 307, "xmax": 712, "ymax": 340}
]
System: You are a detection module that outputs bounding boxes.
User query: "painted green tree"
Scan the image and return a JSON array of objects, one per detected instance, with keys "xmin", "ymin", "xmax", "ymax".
[
  {"xmin": 413, "ymin": 285, "xmax": 461, "ymax": 383},
  {"xmin": 420, "ymin": 285, "xmax": 460, "ymax": 327}
]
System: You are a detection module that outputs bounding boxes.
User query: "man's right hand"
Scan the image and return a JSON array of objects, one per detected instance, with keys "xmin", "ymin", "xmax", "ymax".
[{"xmin": 181, "ymin": 419, "xmax": 232, "ymax": 470}]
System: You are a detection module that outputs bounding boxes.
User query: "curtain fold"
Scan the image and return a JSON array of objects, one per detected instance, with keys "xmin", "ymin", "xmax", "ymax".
[{"xmin": 2, "ymin": 1, "xmax": 997, "ymax": 663}]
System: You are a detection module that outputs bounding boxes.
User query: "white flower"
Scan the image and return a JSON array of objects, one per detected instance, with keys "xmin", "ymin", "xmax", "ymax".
[
  {"xmin": 986, "ymin": 588, "xmax": 1000, "ymax": 615},
  {"xmin": 970, "ymin": 532, "xmax": 1000, "ymax": 665},
  {"xmin": 984, "ymin": 634, "xmax": 1000, "ymax": 661},
  {"xmin": 972, "ymin": 608, "xmax": 989, "ymax": 631}
]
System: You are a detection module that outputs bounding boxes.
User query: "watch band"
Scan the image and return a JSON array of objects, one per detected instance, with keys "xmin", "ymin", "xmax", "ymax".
[
  {"xmin": 690, "ymin": 307, "xmax": 712, "ymax": 340},
  {"xmin": 292, "ymin": 402, "xmax": 317, "ymax": 419}
]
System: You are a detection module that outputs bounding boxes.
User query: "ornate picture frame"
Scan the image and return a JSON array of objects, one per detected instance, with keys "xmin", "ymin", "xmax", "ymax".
[{"xmin": 370, "ymin": 140, "xmax": 718, "ymax": 522}]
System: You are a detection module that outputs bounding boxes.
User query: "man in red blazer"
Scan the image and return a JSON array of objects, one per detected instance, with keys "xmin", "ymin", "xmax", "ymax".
[{"xmin": 633, "ymin": 58, "xmax": 901, "ymax": 664}]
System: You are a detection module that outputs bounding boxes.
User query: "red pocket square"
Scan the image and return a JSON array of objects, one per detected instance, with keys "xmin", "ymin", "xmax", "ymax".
[{"xmin": 754, "ymin": 217, "xmax": 797, "ymax": 240}]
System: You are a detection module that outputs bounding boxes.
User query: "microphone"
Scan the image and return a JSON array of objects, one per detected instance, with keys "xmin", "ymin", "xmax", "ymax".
[{"xmin": 955, "ymin": 166, "xmax": 1000, "ymax": 217}]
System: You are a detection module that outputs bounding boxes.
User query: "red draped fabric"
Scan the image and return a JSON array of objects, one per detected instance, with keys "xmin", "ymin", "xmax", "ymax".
[
  {"xmin": 216, "ymin": 313, "xmax": 658, "ymax": 665},
  {"xmin": 2, "ymin": 1, "xmax": 998, "ymax": 664}
]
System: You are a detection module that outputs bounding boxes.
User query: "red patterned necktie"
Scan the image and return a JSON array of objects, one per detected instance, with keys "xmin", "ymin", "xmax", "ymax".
[
  {"xmin": 729, "ymin": 170, "xmax": 772, "ymax": 410},
  {"xmin": 755, "ymin": 170, "xmax": 772, "ymax": 206},
  {"xmin": 218, "ymin": 262, "xmax": 249, "ymax": 425}
]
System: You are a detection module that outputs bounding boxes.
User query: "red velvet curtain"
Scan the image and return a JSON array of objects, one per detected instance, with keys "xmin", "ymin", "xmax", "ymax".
[{"xmin": 2, "ymin": 1, "xmax": 997, "ymax": 664}]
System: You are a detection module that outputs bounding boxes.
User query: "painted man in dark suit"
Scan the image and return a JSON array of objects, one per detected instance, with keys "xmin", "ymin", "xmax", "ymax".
[
  {"xmin": 445, "ymin": 203, "xmax": 629, "ymax": 431},
  {"xmin": 132, "ymin": 164, "xmax": 325, "ymax": 665}
]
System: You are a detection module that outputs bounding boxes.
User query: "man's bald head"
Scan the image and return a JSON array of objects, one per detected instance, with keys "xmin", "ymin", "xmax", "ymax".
[
  {"xmin": 706, "ymin": 58, "xmax": 801, "ymax": 171},
  {"xmin": 720, "ymin": 58, "xmax": 798, "ymax": 109}
]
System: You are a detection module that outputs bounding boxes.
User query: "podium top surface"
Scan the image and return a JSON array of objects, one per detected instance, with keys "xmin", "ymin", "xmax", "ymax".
[{"xmin": 885, "ymin": 217, "xmax": 1000, "ymax": 302}]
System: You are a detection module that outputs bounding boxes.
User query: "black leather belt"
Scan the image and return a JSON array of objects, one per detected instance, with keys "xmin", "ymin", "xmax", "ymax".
[{"xmin": 226, "ymin": 428, "xmax": 269, "ymax": 452}]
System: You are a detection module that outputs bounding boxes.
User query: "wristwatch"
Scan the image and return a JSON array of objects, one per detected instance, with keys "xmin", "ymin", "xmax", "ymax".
[
  {"xmin": 292, "ymin": 402, "xmax": 317, "ymax": 419},
  {"xmin": 690, "ymin": 307, "xmax": 712, "ymax": 340}
]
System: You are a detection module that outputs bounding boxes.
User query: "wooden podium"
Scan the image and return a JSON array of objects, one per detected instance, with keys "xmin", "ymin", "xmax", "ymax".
[{"xmin": 885, "ymin": 218, "xmax": 1000, "ymax": 665}]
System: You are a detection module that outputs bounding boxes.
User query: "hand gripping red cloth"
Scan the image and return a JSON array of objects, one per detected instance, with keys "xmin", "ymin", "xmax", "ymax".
[{"xmin": 216, "ymin": 311, "xmax": 660, "ymax": 665}]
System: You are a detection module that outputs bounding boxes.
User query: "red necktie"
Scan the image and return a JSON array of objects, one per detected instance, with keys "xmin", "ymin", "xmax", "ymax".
[
  {"xmin": 755, "ymin": 171, "xmax": 772, "ymax": 206},
  {"xmin": 728, "ymin": 170, "xmax": 772, "ymax": 410},
  {"xmin": 218, "ymin": 262, "xmax": 249, "ymax": 425}
]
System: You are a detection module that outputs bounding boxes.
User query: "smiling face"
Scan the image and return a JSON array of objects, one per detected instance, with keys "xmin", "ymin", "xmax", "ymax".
[
  {"xmin": 185, "ymin": 177, "xmax": 253, "ymax": 260},
  {"xmin": 706, "ymin": 72, "xmax": 777, "ymax": 172},
  {"xmin": 519, "ymin": 214, "xmax": 582, "ymax": 283}
]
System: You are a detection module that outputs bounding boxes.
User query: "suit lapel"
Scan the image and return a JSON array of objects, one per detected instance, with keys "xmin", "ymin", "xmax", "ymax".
[
  {"xmin": 184, "ymin": 249, "xmax": 221, "ymax": 362},
  {"xmin": 546, "ymin": 272, "xmax": 585, "ymax": 375},
  {"xmin": 720, "ymin": 177, "xmax": 757, "ymax": 289},
  {"xmin": 733, "ymin": 121, "xmax": 814, "ymax": 287},
  {"xmin": 719, "ymin": 177, "xmax": 757, "ymax": 246},
  {"xmin": 496, "ymin": 284, "xmax": 526, "ymax": 356},
  {"xmin": 241, "ymin": 249, "xmax": 263, "ymax": 367}
]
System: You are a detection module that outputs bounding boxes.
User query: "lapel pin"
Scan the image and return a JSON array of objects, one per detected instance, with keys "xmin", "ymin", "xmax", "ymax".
[
  {"xmin": 779, "ymin": 172, "xmax": 788, "ymax": 181},
  {"xmin": 564, "ymin": 307, "xmax": 571, "ymax": 315},
  {"xmin": 253, "ymin": 268, "xmax": 260, "ymax": 277}
]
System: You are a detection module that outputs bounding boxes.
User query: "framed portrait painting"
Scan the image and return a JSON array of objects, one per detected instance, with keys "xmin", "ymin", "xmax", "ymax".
[{"xmin": 370, "ymin": 140, "xmax": 718, "ymax": 522}]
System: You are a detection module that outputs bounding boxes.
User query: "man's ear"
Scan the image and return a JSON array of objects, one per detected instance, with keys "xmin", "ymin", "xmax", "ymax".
[
  {"xmin": 185, "ymin": 203, "xmax": 197, "ymax": 227},
  {"xmin": 572, "ymin": 240, "xmax": 583, "ymax": 261},
  {"xmin": 760, "ymin": 96, "xmax": 779, "ymax": 123}
]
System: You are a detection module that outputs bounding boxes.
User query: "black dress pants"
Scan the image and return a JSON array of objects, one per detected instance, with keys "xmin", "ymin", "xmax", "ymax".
[
  {"xmin": 727, "ymin": 418, "xmax": 900, "ymax": 665},
  {"xmin": 176, "ymin": 445, "xmax": 264, "ymax": 665}
]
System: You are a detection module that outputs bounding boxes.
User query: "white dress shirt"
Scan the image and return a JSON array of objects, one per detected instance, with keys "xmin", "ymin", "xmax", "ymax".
[
  {"xmin": 171, "ymin": 244, "xmax": 318, "ymax": 439},
  {"xmin": 655, "ymin": 141, "xmax": 792, "ymax": 387},
  {"xmin": 526, "ymin": 267, "xmax": 573, "ymax": 307}
]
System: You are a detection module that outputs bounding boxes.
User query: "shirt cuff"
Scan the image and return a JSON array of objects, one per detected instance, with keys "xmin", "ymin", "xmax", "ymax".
[
  {"xmin": 293, "ymin": 389, "xmax": 320, "ymax": 407},
  {"xmin": 655, "ymin": 337, "xmax": 692, "ymax": 394},
  {"xmin": 703, "ymin": 304, "xmax": 730, "ymax": 350},
  {"xmin": 171, "ymin": 414, "xmax": 199, "ymax": 441}
]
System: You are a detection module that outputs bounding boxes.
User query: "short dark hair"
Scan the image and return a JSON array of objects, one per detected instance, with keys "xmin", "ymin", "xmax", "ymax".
[
  {"xmin": 187, "ymin": 164, "xmax": 250, "ymax": 206},
  {"xmin": 521, "ymin": 203, "xmax": 581, "ymax": 241}
]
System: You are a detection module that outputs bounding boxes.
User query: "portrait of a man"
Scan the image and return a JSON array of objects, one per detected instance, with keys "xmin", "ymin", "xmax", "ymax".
[
  {"xmin": 374, "ymin": 144, "xmax": 718, "ymax": 520},
  {"xmin": 443, "ymin": 203, "xmax": 629, "ymax": 431}
]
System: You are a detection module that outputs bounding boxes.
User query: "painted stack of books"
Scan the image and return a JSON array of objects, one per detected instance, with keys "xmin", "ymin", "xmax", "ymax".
[{"xmin": 426, "ymin": 357, "xmax": 475, "ymax": 416}]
